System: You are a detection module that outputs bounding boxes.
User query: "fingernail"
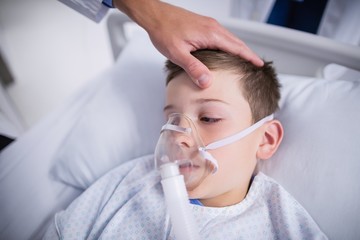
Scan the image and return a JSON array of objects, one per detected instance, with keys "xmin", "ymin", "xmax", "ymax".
[{"xmin": 197, "ymin": 74, "xmax": 209, "ymax": 87}]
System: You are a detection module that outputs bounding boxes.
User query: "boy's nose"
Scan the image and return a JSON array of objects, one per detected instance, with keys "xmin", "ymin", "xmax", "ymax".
[
  {"xmin": 176, "ymin": 116, "xmax": 189, "ymax": 128},
  {"xmin": 174, "ymin": 133, "xmax": 195, "ymax": 149}
]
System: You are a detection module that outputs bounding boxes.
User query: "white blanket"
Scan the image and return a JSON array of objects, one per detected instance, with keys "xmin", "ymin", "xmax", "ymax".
[{"xmin": 44, "ymin": 155, "xmax": 327, "ymax": 240}]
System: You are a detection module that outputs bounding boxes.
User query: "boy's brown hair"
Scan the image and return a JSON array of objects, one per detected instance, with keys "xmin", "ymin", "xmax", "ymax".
[{"xmin": 165, "ymin": 50, "xmax": 281, "ymax": 123}]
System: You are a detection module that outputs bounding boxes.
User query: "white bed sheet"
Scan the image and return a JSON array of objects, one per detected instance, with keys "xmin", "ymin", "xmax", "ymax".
[
  {"xmin": 0, "ymin": 84, "xmax": 25, "ymax": 138},
  {"xmin": 0, "ymin": 74, "xmax": 109, "ymax": 238}
]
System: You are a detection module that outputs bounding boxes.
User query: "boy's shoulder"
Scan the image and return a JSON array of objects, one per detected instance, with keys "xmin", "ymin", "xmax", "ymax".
[
  {"xmin": 250, "ymin": 172, "xmax": 327, "ymax": 239},
  {"xmin": 251, "ymin": 172, "xmax": 304, "ymax": 211},
  {"xmin": 252, "ymin": 172, "xmax": 286, "ymax": 194}
]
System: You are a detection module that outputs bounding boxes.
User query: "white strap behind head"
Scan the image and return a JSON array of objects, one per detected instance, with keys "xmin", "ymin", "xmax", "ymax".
[
  {"xmin": 204, "ymin": 114, "xmax": 274, "ymax": 150},
  {"xmin": 160, "ymin": 114, "xmax": 274, "ymax": 175}
]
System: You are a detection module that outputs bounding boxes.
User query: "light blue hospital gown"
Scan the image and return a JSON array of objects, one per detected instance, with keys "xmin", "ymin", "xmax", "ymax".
[{"xmin": 44, "ymin": 155, "xmax": 327, "ymax": 239}]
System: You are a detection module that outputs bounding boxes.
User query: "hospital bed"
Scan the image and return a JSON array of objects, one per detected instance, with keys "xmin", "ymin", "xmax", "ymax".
[{"xmin": 1, "ymin": 12, "xmax": 360, "ymax": 239}]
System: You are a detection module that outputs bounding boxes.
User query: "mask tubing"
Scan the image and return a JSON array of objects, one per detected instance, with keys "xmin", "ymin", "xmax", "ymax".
[{"xmin": 160, "ymin": 163, "xmax": 201, "ymax": 240}]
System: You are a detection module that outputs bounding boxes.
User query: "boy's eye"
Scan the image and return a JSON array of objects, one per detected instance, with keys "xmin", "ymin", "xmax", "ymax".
[{"xmin": 200, "ymin": 117, "xmax": 221, "ymax": 124}]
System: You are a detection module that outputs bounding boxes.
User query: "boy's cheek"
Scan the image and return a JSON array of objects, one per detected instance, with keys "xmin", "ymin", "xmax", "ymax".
[{"xmin": 216, "ymin": 144, "xmax": 257, "ymax": 174}]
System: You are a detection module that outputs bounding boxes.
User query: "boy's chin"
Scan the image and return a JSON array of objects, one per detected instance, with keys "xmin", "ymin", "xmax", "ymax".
[
  {"xmin": 186, "ymin": 174, "xmax": 214, "ymax": 199},
  {"xmin": 187, "ymin": 185, "xmax": 206, "ymax": 200}
]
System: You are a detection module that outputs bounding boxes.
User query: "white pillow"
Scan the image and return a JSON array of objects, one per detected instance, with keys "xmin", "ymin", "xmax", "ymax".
[
  {"xmin": 51, "ymin": 31, "xmax": 166, "ymax": 189},
  {"xmin": 51, "ymin": 31, "xmax": 360, "ymax": 239},
  {"xmin": 259, "ymin": 75, "xmax": 360, "ymax": 240}
]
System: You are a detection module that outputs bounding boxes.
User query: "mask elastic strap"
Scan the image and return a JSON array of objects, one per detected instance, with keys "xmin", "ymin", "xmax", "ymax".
[
  {"xmin": 204, "ymin": 114, "xmax": 274, "ymax": 150},
  {"xmin": 198, "ymin": 149, "xmax": 219, "ymax": 173}
]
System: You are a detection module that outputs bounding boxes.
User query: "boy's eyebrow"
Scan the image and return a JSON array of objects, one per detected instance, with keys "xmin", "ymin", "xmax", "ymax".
[
  {"xmin": 163, "ymin": 98, "xmax": 229, "ymax": 112},
  {"xmin": 163, "ymin": 104, "xmax": 174, "ymax": 112},
  {"xmin": 195, "ymin": 98, "xmax": 230, "ymax": 105}
]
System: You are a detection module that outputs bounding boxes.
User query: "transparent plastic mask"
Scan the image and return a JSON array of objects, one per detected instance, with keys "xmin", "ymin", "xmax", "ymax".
[
  {"xmin": 154, "ymin": 113, "xmax": 217, "ymax": 191},
  {"xmin": 154, "ymin": 112, "xmax": 274, "ymax": 190}
]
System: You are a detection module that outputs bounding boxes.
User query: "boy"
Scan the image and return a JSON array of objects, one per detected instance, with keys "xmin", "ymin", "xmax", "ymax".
[{"xmin": 44, "ymin": 50, "xmax": 327, "ymax": 239}]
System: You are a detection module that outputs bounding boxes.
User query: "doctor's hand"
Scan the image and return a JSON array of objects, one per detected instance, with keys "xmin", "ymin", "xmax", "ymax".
[{"xmin": 114, "ymin": 0, "xmax": 264, "ymax": 88}]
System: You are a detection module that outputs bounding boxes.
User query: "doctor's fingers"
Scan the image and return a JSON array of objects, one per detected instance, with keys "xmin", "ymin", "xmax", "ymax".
[
  {"xmin": 168, "ymin": 22, "xmax": 263, "ymax": 88},
  {"xmin": 208, "ymin": 24, "xmax": 264, "ymax": 67},
  {"xmin": 166, "ymin": 33, "xmax": 264, "ymax": 89}
]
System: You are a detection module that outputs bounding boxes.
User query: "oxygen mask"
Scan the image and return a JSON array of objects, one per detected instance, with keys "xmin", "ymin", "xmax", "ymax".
[
  {"xmin": 154, "ymin": 112, "xmax": 274, "ymax": 190},
  {"xmin": 154, "ymin": 113, "xmax": 217, "ymax": 191}
]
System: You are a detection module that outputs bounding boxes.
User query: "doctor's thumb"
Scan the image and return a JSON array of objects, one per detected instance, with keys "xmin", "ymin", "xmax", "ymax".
[{"xmin": 182, "ymin": 56, "xmax": 212, "ymax": 88}]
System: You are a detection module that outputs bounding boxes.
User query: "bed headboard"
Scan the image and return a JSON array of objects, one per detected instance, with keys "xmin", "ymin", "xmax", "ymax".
[{"xmin": 107, "ymin": 13, "xmax": 360, "ymax": 78}]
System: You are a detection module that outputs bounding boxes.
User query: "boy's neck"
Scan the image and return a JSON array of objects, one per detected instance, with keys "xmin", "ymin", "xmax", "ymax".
[{"xmin": 199, "ymin": 179, "xmax": 253, "ymax": 208}]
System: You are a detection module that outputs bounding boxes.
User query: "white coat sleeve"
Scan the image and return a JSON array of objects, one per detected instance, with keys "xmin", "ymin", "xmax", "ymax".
[{"xmin": 58, "ymin": 0, "xmax": 110, "ymax": 23}]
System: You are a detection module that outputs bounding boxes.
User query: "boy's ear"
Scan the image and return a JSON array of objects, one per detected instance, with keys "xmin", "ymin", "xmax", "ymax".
[{"xmin": 256, "ymin": 120, "xmax": 283, "ymax": 160}]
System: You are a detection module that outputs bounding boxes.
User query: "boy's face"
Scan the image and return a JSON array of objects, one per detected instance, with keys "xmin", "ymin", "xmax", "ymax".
[{"xmin": 165, "ymin": 70, "xmax": 265, "ymax": 207}]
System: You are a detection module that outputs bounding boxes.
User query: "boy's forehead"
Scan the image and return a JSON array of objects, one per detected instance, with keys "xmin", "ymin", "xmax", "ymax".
[
  {"xmin": 166, "ymin": 70, "xmax": 248, "ymax": 107},
  {"xmin": 167, "ymin": 69, "xmax": 243, "ymax": 92}
]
